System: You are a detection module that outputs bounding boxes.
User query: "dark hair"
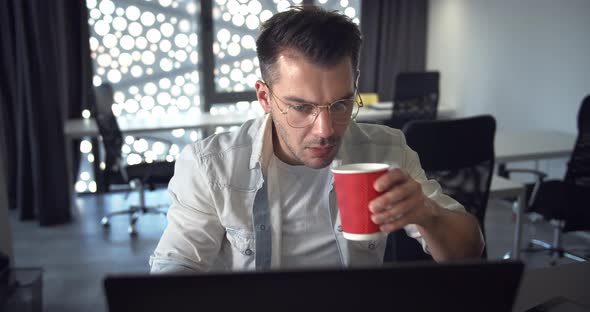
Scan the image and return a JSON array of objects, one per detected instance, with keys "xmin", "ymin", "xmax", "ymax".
[{"xmin": 256, "ymin": 6, "xmax": 362, "ymax": 86}]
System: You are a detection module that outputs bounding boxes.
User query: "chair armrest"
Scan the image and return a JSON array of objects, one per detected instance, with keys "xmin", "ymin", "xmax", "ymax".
[
  {"xmin": 503, "ymin": 168, "xmax": 547, "ymax": 207},
  {"xmin": 503, "ymin": 168, "xmax": 548, "ymax": 180}
]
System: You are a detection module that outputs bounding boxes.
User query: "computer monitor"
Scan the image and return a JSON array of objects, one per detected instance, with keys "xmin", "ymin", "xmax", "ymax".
[{"xmin": 104, "ymin": 260, "xmax": 523, "ymax": 312}]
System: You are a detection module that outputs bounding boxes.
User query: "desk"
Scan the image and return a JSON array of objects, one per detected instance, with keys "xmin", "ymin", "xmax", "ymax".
[
  {"xmin": 489, "ymin": 175, "xmax": 527, "ymax": 260},
  {"xmin": 495, "ymin": 130, "xmax": 576, "ymax": 164},
  {"xmin": 64, "ymin": 111, "xmax": 257, "ymax": 138},
  {"xmin": 514, "ymin": 262, "xmax": 590, "ymax": 311},
  {"xmin": 63, "ymin": 104, "xmax": 456, "ymax": 139}
]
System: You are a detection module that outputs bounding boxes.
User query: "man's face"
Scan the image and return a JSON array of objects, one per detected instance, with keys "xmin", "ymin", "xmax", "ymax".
[{"xmin": 256, "ymin": 50, "xmax": 355, "ymax": 169}]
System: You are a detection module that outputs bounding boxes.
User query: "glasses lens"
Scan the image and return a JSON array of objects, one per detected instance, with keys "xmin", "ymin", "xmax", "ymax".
[
  {"xmin": 286, "ymin": 101, "xmax": 359, "ymax": 127},
  {"xmin": 332, "ymin": 100, "xmax": 358, "ymax": 125},
  {"xmin": 274, "ymin": 91, "xmax": 360, "ymax": 128},
  {"xmin": 287, "ymin": 103, "xmax": 316, "ymax": 127},
  {"xmin": 330, "ymin": 100, "xmax": 353, "ymax": 123}
]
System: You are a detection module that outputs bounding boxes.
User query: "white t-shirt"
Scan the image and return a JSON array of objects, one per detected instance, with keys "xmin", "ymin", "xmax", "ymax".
[{"xmin": 267, "ymin": 154, "xmax": 342, "ymax": 269}]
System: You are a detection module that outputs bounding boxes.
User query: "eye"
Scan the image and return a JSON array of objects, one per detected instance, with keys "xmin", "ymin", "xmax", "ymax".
[
  {"xmin": 291, "ymin": 103, "xmax": 316, "ymax": 114},
  {"xmin": 330, "ymin": 100, "xmax": 353, "ymax": 113}
]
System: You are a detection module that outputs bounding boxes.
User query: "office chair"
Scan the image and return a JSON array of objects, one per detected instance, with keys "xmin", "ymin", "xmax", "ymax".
[
  {"xmin": 504, "ymin": 95, "xmax": 590, "ymax": 264},
  {"xmin": 384, "ymin": 115, "xmax": 496, "ymax": 262},
  {"xmin": 386, "ymin": 71, "xmax": 440, "ymax": 130},
  {"xmin": 93, "ymin": 84, "xmax": 175, "ymax": 235}
]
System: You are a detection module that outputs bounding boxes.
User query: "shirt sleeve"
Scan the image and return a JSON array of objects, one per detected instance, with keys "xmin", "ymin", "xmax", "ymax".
[
  {"xmin": 149, "ymin": 144, "xmax": 226, "ymax": 274},
  {"xmin": 399, "ymin": 135, "xmax": 465, "ymax": 254}
]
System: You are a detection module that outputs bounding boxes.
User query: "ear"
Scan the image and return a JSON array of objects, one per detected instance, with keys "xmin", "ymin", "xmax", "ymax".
[{"xmin": 255, "ymin": 80, "xmax": 272, "ymax": 113}]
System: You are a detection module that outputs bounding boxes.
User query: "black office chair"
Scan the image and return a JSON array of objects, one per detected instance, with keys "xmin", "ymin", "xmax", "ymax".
[
  {"xmin": 93, "ymin": 84, "xmax": 175, "ymax": 235},
  {"xmin": 386, "ymin": 71, "xmax": 440, "ymax": 130},
  {"xmin": 504, "ymin": 95, "xmax": 590, "ymax": 264},
  {"xmin": 384, "ymin": 115, "xmax": 496, "ymax": 262}
]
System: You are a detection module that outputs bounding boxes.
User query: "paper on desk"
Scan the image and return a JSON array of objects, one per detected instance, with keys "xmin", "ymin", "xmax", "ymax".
[{"xmin": 368, "ymin": 102, "xmax": 393, "ymax": 110}]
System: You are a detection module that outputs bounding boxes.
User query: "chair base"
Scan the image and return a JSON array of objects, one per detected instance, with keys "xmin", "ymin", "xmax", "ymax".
[
  {"xmin": 503, "ymin": 239, "xmax": 588, "ymax": 264},
  {"xmin": 101, "ymin": 205, "xmax": 167, "ymax": 235},
  {"xmin": 522, "ymin": 239, "xmax": 588, "ymax": 265}
]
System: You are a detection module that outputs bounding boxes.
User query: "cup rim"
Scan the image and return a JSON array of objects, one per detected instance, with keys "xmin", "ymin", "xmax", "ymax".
[{"xmin": 331, "ymin": 163, "xmax": 390, "ymax": 174}]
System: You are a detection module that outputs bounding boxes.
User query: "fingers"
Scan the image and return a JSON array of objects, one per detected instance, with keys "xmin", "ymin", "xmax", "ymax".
[
  {"xmin": 368, "ymin": 169, "xmax": 427, "ymax": 233},
  {"xmin": 378, "ymin": 209, "xmax": 419, "ymax": 233},
  {"xmin": 373, "ymin": 168, "xmax": 406, "ymax": 192},
  {"xmin": 368, "ymin": 181, "xmax": 414, "ymax": 213},
  {"xmin": 370, "ymin": 195, "xmax": 420, "ymax": 225},
  {"xmin": 376, "ymin": 201, "xmax": 426, "ymax": 233}
]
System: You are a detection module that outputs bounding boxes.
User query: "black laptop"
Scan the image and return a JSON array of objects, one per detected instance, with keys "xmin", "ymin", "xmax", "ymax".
[{"xmin": 104, "ymin": 260, "xmax": 523, "ymax": 312}]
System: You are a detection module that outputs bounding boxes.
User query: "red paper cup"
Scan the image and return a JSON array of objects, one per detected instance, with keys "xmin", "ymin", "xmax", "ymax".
[{"xmin": 331, "ymin": 163, "xmax": 391, "ymax": 241}]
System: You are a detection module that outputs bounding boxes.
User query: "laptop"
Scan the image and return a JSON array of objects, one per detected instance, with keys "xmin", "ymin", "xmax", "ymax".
[{"xmin": 104, "ymin": 260, "xmax": 523, "ymax": 312}]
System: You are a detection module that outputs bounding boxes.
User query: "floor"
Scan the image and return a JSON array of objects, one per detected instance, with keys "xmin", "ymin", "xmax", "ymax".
[{"xmin": 8, "ymin": 189, "xmax": 590, "ymax": 312}]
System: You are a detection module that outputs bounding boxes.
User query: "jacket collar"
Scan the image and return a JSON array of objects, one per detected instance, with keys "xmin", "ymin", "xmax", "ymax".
[{"xmin": 249, "ymin": 114, "xmax": 274, "ymax": 172}]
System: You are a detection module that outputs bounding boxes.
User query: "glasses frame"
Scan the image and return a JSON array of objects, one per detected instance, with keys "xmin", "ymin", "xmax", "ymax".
[{"xmin": 262, "ymin": 82, "xmax": 364, "ymax": 129}]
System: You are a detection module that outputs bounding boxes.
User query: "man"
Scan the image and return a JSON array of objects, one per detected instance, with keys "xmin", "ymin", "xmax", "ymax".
[{"xmin": 150, "ymin": 6, "xmax": 484, "ymax": 273}]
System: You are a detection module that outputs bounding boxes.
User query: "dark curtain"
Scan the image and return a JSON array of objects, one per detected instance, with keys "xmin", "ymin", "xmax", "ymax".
[
  {"xmin": 359, "ymin": 0, "xmax": 428, "ymax": 101},
  {"xmin": 0, "ymin": 0, "xmax": 94, "ymax": 225}
]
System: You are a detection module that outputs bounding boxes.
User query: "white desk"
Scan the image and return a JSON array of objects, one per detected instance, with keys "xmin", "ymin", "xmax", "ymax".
[
  {"xmin": 63, "ymin": 104, "xmax": 457, "ymax": 139},
  {"xmin": 495, "ymin": 130, "xmax": 576, "ymax": 164},
  {"xmin": 489, "ymin": 175, "xmax": 527, "ymax": 260},
  {"xmin": 64, "ymin": 111, "xmax": 257, "ymax": 139}
]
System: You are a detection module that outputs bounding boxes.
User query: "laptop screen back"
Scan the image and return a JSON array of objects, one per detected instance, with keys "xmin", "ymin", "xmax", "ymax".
[{"xmin": 104, "ymin": 260, "xmax": 523, "ymax": 312}]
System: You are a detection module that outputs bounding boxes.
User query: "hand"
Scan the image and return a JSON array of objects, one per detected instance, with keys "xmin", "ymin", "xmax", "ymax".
[{"xmin": 368, "ymin": 168, "xmax": 440, "ymax": 233}]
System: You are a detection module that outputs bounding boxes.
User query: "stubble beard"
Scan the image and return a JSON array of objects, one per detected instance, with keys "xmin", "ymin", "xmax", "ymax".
[{"xmin": 271, "ymin": 115, "xmax": 341, "ymax": 169}]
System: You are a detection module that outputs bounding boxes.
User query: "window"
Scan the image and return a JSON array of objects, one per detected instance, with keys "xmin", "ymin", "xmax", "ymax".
[
  {"xmin": 79, "ymin": 0, "xmax": 361, "ymax": 193},
  {"xmin": 204, "ymin": 0, "xmax": 361, "ymax": 113}
]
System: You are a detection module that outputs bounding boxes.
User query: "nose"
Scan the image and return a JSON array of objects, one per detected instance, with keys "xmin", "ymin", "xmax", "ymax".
[{"xmin": 311, "ymin": 107, "xmax": 334, "ymax": 138}]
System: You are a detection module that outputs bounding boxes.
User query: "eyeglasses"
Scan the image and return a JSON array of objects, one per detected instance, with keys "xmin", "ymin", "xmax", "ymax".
[{"xmin": 263, "ymin": 82, "xmax": 364, "ymax": 128}]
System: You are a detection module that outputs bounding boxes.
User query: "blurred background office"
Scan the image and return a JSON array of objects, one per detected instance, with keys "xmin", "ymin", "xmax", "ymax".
[{"xmin": 1, "ymin": 0, "xmax": 589, "ymax": 311}]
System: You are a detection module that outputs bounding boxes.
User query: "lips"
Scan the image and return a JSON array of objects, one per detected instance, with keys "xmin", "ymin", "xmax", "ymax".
[{"xmin": 307, "ymin": 145, "xmax": 335, "ymax": 158}]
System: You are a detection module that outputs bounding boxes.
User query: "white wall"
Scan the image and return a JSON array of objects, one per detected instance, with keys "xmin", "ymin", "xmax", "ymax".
[{"xmin": 427, "ymin": 0, "xmax": 590, "ymax": 134}]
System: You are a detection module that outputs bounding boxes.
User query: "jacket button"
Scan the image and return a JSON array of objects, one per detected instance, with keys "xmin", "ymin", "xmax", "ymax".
[
  {"xmin": 244, "ymin": 249, "xmax": 254, "ymax": 256},
  {"xmin": 259, "ymin": 224, "xmax": 266, "ymax": 231},
  {"xmin": 336, "ymin": 225, "xmax": 342, "ymax": 232},
  {"xmin": 368, "ymin": 243, "xmax": 376, "ymax": 250}
]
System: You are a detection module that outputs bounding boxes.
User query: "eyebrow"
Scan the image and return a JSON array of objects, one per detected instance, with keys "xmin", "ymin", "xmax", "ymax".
[{"xmin": 281, "ymin": 91, "xmax": 356, "ymax": 105}]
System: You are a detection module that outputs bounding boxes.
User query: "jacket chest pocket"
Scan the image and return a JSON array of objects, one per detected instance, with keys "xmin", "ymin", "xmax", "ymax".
[{"xmin": 226, "ymin": 228, "xmax": 256, "ymax": 258}]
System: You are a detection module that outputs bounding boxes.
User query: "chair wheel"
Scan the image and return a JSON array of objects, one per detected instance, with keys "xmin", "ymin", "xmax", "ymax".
[{"xmin": 101, "ymin": 217, "xmax": 110, "ymax": 227}]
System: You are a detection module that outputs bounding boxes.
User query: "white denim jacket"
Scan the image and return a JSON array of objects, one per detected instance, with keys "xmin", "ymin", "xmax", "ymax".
[{"xmin": 149, "ymin": 115, "xmax": 464, "ymax": 273}]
